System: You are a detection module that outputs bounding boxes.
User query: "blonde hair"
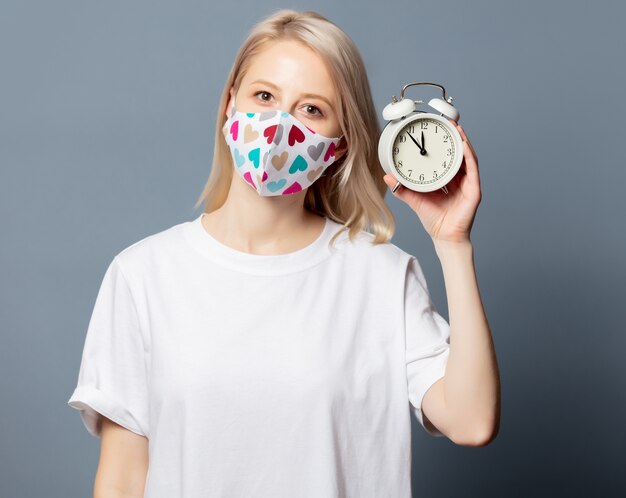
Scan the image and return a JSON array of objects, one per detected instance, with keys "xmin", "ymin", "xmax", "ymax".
[{"xmin": 193, "ymin": 8, "xmax": 396, "ymax": 245}]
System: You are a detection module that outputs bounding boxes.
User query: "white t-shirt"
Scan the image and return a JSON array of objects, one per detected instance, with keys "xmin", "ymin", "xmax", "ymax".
[{"xmin": 67, "ymin": 212, "xmax": 450, "ymax": 497}]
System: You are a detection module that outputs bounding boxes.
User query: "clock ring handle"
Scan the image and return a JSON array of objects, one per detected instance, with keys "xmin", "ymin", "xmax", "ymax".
[{"xmin": 394, "ymin": 82, "xmax": 453, "ymax": 105}]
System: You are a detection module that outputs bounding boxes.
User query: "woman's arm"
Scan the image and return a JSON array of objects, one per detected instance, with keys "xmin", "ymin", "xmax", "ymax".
[
  {"xmin": 421, "ymin": 239, "xmax": 500, "ymax": 446},
  {"xmin": 383, "ymin": 119, "xmax": 500, "ymax": 446},
  {"xmin": 94, "ymin": 417, "xmax": 149, "ymax": 498}
]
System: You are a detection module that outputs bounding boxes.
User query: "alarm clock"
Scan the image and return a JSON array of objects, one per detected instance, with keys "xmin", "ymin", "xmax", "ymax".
[{"xmin": 378, "ymin": 82, "xmax": 463, "ymax": 194}]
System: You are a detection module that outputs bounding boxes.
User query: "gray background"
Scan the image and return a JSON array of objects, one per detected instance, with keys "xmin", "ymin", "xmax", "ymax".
[{"xmin": 1, "ymin": 0, "xmax": 624, "ymax": 496}]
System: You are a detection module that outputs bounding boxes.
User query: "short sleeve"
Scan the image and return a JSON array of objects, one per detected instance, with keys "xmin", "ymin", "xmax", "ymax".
[
  {"xmin": 404, "ymin": 256, "xmax": 451, "ymax": 437},
  {"xmin": 67, "ymin": 256, "xmax": 150, "ymax": 439}
]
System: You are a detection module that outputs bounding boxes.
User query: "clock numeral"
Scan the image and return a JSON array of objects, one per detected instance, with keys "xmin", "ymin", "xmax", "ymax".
[
  {"xmin": 408, "ymin": 125, "xmax": 415, "ymax": 133},
  {"xmin": 421, "ymin": 121, "xmax": 429, "ymax": 130},
  {"xmin": 393, "ymin": 146, "xmax": 399, "ymax": 156},
  {"xmin": 408, "ymin": 169, "xmax": 412, "ymax": 177},
  {"xmin": 433, "ymin": 170, "xmax": 438, "ymax": 178},
  {"xmin": 435, "ymin": 126, "xmax": 438, "ymax": 134},
  {"xmin": 397, "ymin": 160, "xmax": 403, "ymax": 167},
  {"xmin": 419, "ymin": 173, "xmax": 424, "ymax": 181},
  {"xmin": 442, "ymin": 161, "xmax": 447, "ymax": 168},
  {"xmin": 399, "ymin": 134, "xmax": 406, "ymax": 143},
  {"xmin": 443, "ymin": 136, "xmax": 448, "ymax": 143},
  {"xmin": 446, "ymin": 148, "xmax": 452, "ymax": 156}
]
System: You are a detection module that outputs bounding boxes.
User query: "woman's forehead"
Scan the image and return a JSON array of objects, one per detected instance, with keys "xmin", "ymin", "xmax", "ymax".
[{"xmin": 241, "ymin": 40, "xmax": 336, "ymax": 102}]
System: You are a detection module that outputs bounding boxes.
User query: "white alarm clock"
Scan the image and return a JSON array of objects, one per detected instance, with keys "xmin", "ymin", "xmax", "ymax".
[{"xmin": 378, "ymin": 82, "xmax": 463, "ymax": 194}]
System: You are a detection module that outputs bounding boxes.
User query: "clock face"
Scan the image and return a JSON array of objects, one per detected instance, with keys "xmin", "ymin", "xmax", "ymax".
[{"xmin": 392, "ymin": 116, "xmax": 458, "ymax": 186}]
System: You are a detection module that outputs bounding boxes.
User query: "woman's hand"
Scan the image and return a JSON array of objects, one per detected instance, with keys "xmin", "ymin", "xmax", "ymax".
[{"xmin": 383, "ymin": 120, "xmax": 482, "ymax": 244}]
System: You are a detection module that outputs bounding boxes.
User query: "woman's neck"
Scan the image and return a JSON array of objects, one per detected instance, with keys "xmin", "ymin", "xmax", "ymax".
[{"xmin": 200, "ymin": 176, "xmax": 326, "ymax": 255}]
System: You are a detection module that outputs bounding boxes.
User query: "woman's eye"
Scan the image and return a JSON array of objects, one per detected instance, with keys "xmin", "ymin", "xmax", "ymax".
[
  {"xmin": 254, "ymin": 91, "xmax": 273, "ymax": 102},
  {"xmin": 304, "ymin": 104, "xmax": 323, "ymax": 117},
  {"xmin": 253, "ymin": 93, "xmax": 322, "ymax": 116}
]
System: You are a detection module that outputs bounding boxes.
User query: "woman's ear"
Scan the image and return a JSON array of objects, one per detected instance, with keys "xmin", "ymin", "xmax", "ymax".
[
  {"xmin": 334, "ymin": 136, "xmax": 348, "ymax": 162},
  {"xmin": 224, "ymin": 88, "xmax": 235, "ymax": 119}
]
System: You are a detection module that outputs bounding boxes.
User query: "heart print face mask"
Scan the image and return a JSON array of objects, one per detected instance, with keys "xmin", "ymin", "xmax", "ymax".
[{"xmin": 222, "ymin": 96, "xmax": 343, "ymax": 196}]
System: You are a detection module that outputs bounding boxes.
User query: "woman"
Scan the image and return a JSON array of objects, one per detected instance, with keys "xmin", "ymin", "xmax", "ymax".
[{"xmin": 68, "ymin": 9, "xmax": 499, "ymax": 498}]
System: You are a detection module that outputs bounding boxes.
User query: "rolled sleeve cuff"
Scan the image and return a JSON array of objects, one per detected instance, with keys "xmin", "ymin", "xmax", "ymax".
[
  {"xmin": 67, "ymin": 385, "xmax": 147, "ymax": 439},
  {"xmin": 409, "ymin": 349, "xmax": 449, "ymax": 437}
]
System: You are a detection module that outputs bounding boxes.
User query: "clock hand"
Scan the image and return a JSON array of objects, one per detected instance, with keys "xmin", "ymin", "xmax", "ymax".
[
  {"xmin": 407, "ymin": 132, "xmax": 426, "ymax": 155},
  {"xmin": 421, "ymin": 131, "xmax": 426, "ymax": 154}
]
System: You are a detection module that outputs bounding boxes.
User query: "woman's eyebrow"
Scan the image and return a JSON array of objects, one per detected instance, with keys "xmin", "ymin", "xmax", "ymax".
[{"xmin": 250, "ymin": 79, "xmax": 332, "ymax": 107}]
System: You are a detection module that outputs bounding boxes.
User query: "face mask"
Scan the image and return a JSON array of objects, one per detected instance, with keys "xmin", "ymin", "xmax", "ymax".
[{"xmin": 222, "ymin": 96, "xmax": 343, "ymax": 196}]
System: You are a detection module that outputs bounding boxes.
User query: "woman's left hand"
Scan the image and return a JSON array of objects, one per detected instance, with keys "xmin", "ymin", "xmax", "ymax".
[{"xmin": 383, "ymin": 120, "xmax": 482, "ymax": 244}]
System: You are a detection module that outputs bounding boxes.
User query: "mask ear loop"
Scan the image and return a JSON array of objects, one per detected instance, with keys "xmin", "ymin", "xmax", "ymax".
[{"xmin": 222, "ymin": 95, "xmax": 237, "ymax": 138}]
